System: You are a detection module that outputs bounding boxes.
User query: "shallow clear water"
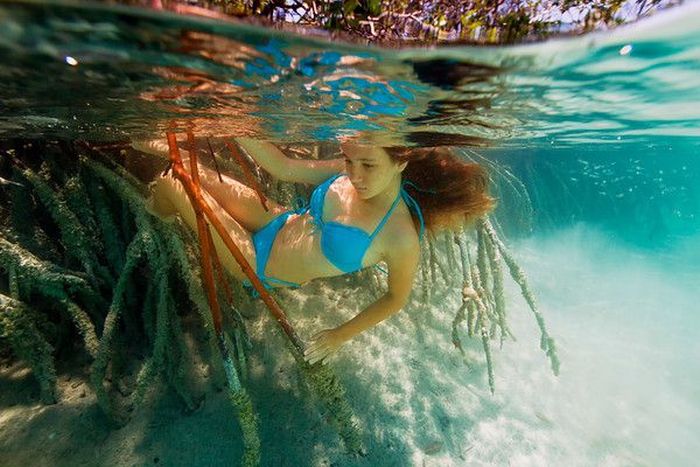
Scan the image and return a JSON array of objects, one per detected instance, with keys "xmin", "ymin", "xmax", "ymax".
[{"xmin": 1, "ymin": 1, "xmax": 699, "ymax": 465}]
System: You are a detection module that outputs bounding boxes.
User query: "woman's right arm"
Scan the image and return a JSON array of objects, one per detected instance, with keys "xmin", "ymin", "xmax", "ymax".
[{"xmin": 236, "ymin": 137, "xmax": 344, "ymax": 185}]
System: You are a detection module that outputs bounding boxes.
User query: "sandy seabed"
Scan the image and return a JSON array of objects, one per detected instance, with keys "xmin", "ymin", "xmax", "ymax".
[{"xmin": 2, "ymin": 225, "xmax": 699, "ymax": 466}]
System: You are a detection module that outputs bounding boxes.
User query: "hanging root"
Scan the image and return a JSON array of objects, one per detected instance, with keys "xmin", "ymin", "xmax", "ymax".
[
  {"xmin": 0, "ymin": 293, "xmax": 57, "ymax": 404},
  {"xmin": 0, "ymin": 237, "xmax": 100, "ymax": 359},
  {"xmin": 63, "ymin": 173, "xmax": 103, "ymax": 257},
  {"xmin": 131, "ymin": 258, "xmax": 171, "ymax": 409},
  {"xmin": 428, "ymin": 236, "xmax": 439, "ymax": 285},
  {"xmin": 480, "ymin": 218, "xmax": 560, "ymax": 375},
  {"xmin": 451, "ymin": 302, "xmax": 468, "ymax": 356},
  {"xmin": 218, "ymin": 334, "xmax": 260, "ymax": 467},
  {"xmin": 480, "ymin": 223, "xmax": 511, "ymax": 345},
  {"xmin": 62, "ymin": 299, "xmax": 99, "ymax": 358},
  {"xmin": 450, "ymin": 216, "xmax": 560, "ymax": 393},
  {"xmin": 1, "ymin": 146, "xmax": 260, "ymax": 454},
  {"xmin": 170, "ymin": 132, "xmax": 264, "ymax": 465},
  {"xmin": 85, "ymin": 175, "xmax": 126, "ymax": 276},
  {"xmin": 455, "ymin": 233, "xmax": 477, "ymax": 338},
  {"xmin": 468, "ymin": 260, "xmax": 498, "ymax": 395},
  {"xmin": 90, "ymin": 231, "xmax": 148, "ymax": 422},
  {"xmin": 444, "ymin": 232, "xmax": 459, "ymax": 281},
  {"xmin": 479, "ymin": 318, "xmax": 495, "ymax": 395},
  {"xmin": 20, "ymin": 166, "xmax": 112, "ymax": 286},
  {"xmin": 300, "ymin": 358, "xmax": 363, "ymax": 455},
  {"xmin": 230, "ymin": 389, "xmax": 260, "ymax": 467}
]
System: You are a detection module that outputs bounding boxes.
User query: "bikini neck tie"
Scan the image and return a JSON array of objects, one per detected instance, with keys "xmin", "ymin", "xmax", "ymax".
[{"xmin": 401, "ymin": 180, "xmax": 434, "ymax": 240}]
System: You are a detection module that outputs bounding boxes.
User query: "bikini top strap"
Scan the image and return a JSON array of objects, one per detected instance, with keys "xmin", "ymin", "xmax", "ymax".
[
  {"xmin": 369, "ymin": 191, "xmax": 403, "ymax": 239},
  {"xmin": 400, "ymin": 182, "xmax": 427, "ymax": 240},
  {"xmin": 310, "ymin": 173, "xmax": 344, "ymax": 224}
]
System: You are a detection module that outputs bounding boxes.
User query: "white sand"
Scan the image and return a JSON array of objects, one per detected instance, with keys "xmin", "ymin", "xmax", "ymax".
[{"xmin": 1, "ymin": 224, "xmax": 699, "ymax": 466}]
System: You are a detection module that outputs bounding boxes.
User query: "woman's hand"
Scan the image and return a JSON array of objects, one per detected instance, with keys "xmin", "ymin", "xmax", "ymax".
[{"xmin": 303, "ymin": 328, "xmax": 348, "ymax": 365}]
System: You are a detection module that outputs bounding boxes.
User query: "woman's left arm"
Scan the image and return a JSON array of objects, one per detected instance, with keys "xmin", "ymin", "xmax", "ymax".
[{"xmin": 304, "ymin": 233, "xmax": 420, "ymax": 364}]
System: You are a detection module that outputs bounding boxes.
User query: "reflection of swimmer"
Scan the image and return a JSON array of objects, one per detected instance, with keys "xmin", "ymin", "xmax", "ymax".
[{"xmin": 142, "ymin": 138, "xmax": 494, "ymax": 363}]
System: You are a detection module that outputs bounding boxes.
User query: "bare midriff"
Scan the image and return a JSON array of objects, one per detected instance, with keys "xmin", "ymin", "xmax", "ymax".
[{"xmin": 261, "ymin": 211, "xmax": 344, "ymax": 285}]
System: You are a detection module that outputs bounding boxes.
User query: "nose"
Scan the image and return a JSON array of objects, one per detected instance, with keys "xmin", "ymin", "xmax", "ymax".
[{"xmin": 347, "ymin": 164, "xmax": 364, "ymax": 184}]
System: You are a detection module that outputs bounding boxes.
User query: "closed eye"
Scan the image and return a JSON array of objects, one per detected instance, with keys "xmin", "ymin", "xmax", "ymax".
[{"xmin": 345, "ymin": 159, "xmax": 375, "ymax": 169}]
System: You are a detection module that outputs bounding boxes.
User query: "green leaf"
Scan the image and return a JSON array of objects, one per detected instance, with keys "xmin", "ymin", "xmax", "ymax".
[
  {"xmin": 366, "ymin": 0, "xmax": 381, "ymax": 17},
  {"xmin": 344, "ymin": 0, "xmax": 359, "ymax": 16}
]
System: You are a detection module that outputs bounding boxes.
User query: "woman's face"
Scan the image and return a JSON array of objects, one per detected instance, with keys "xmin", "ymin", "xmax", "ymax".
[{"xmin": 340, "ymin": 143, "xmax": 406, "ymax": 200}]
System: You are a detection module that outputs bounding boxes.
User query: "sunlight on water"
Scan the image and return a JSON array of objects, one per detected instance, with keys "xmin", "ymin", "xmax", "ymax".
[{"xmin": 1, "ymin": 1, "xmax": 699, "ymax": 146}]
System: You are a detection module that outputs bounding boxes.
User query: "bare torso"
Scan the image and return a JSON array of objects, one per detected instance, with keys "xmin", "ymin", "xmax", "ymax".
[
  {"xmin": 144, "ymin": 136, "xmax": 424, "ymax": 362},
  {"xmin": 263, "ymin": 175, "xmax": 415, "ymax": 285},
  {"xmin": 147, "ymin": 147, "xmax": 418, "ymax": 288}
]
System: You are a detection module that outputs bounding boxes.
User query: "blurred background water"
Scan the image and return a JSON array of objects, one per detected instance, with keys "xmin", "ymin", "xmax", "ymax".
[{"xmin": 0, "ymin": 1, "xmax": 699, "ymax": 465}]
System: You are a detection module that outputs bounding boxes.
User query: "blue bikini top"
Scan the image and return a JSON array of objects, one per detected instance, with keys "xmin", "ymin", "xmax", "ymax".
[{"xmin": 294, "ymin": 173, "xmax": 425, "ymax": 274}]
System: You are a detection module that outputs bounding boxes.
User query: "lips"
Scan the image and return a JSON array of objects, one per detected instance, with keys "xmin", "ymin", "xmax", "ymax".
[{"xmin": 350, "ymin": 180, "xmax": 367, "ymax": 192}]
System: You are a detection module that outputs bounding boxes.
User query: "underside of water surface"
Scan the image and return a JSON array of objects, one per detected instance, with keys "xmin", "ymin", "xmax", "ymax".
[{"xmin": 0, "ymin": 1, "xmax": 699, "ymax": 466}]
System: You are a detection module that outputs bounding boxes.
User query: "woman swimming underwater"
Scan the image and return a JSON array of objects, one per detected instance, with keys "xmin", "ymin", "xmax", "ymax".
[{"xmin": 141, "ymin": 138, "xmax": 494, "ymax": 364}]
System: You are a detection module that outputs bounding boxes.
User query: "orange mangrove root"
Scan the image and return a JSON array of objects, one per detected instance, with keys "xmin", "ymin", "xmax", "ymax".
[
  {"xmin": 185, "ymin": 130, "xmax": 224, "ymax": 333},
  {"xmin": 166, "ymin": 132, "xmax": 304, "ymax": 353}
]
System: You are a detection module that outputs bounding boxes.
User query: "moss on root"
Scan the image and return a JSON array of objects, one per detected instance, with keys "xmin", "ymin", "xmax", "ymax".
[
  {"xmin": 443, "ymin": 217, "xmax": 560, "ymax": 393},
  {"xmin": 0, "ymin": 293, "xmax": 57, "ymax": 404}
]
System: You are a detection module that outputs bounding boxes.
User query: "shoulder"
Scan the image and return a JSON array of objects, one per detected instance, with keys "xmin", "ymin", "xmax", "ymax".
[
  {"xmin": 326, "ymin": 172, "xmax": 346, "ymax": 189},
  {"xmin": 381, "ymin": 205, "xmax": 421, "ymax": 262},
  {"xmin": 380, "ymin": 209, "xmax": 421, "ymax": 303},
  {"xmin": 312, "ymin": 173, "xmax": 345, "ymax": 203}
]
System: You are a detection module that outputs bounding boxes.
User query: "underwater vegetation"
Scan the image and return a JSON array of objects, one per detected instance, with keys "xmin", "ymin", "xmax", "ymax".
[
  {"xmin": 0, "ymin": 140, "xmax": 264, "ymax": 461},
  {"xmin": 0, "ymin": 139, "xmax": 558, "ymax": 465}
]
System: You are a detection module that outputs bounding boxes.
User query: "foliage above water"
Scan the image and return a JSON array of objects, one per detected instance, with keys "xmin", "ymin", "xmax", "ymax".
[{"xmin": 128, "ymin": 0, "xmax": 682, "ymax": 44}]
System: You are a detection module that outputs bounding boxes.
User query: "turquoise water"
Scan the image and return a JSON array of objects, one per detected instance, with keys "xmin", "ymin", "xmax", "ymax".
[{"xmin": 1, "ymin": 1, "xmax": 699, "ymax": 465}]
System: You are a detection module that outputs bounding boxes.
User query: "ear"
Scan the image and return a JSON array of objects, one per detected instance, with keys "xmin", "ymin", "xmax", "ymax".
[{"xmin": 398, "ymin": 161, "xmax": 408, "ymax": 172}]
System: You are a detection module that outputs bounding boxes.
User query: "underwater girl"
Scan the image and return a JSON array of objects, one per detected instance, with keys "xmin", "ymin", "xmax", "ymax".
[{"xmin": 138, "ymin": 138, "xmax": 494, "ymax": 363}]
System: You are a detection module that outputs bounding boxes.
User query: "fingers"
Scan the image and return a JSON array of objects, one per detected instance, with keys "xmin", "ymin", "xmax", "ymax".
[
  {"xmin": 304, "ymin": 346, "xmax": 330, "ymax": 365},
  {"xmin": 303, "ymin": 331, "xmax": 332, "ymax": 365},
  {"xmin": 303, "ymin": 341, "xmax": 329, "ymax": 365}
]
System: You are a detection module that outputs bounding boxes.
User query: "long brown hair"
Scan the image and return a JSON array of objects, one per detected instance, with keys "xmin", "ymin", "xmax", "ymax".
[{"xmin": 385, "ymin": 146, "xmax": 495, "ymax": 233}]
